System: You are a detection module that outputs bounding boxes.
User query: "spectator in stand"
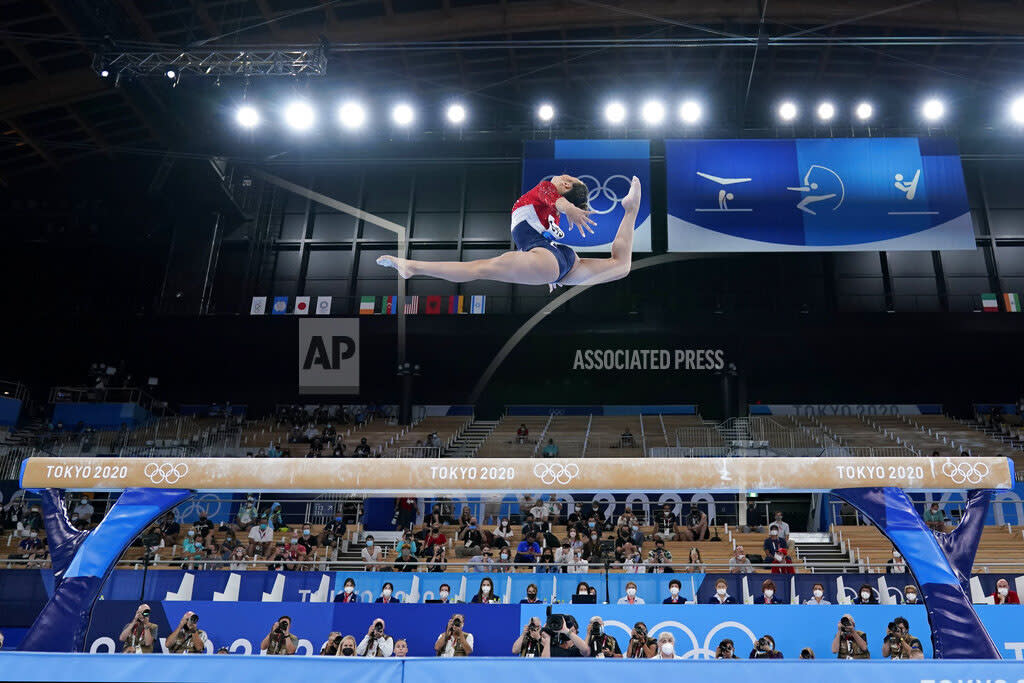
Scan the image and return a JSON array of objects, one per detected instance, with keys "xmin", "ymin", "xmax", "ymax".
[
  {"xmin": 332, "ymin": 441, "xmax": 347, "ymax": 457},
  {"xmin": 471, "ymin": 577, "xmax": 499, "ymax": 603},
  {"xmin": 743, "ymin": 501, "xmax": 765, "ymax": 533},
  {"xmin": 923, "ymin": 502, "xmax": 946, "ymax": 532},
  {"xmin": 247, "ymin": 519, "xmax": 274, "ymax": 560},
  {"xmin": 375, "ymin": 582, "xmax": 400, "ymax": 604},
  {"xmin": 854, "ymin": 584, "xmax": 879, "ymax": 605},
  {"xmin": 537, "ymin": 546, "xmax": 560, "ymax": 573},
  {"xmin": 282, "ymin": 533, "xmax": 306, "ymax": 570},
  {"xmin": 992, "ymin": 578, "xmax": 1020, "ymax": 604},
  {"xmin": 654, "ymin": 503, "xmax": 678, "ymax": 542},
  {"xmin": 542, "ymin": 439, "xmax": 559, "ymax": 457},
  {"xmin": 357, "ymin": 618, "xmax": 393, "ymax": 657},
  {"xmin": 680, "ymin": 504, "xmax": 708, "ymax": 542},
  {"xmin": 520, "ymin": 512, "xmax": 542, "ymax": 540},
  {"xmin": 265, "ymin": 503, "xmax": 285, "ymax": 531},
  {"xmin": 468, "ymin": 545, "xmax": 495, "ymax": 572},
  {"xmin": 886, "ymin": 549, "xmax": 907, "ymax": 574},
  {"xmin": 515, "ymin": 424, "xmax": 529, "ymax": 445},
  {"xmin": 621, "ymin": 542, "xmax": 645, "ymax": 573},
  {"xmin": 228, "ymin": 546, "xmax": 249, "ymax": 570},
  {"xmin": 771, "ymin": 511, "xmax": 790, "ymax": 540},
  {"xmin": 754, "ymin": 578, "xmax": 783, "ymax": 604},
  {"xmin": 159, "ymin": 513, "xmax": 181, "ymax": 548},
  {"xmin": 564, "ymin": 547, "xmax": 588, "ymax": 573},
  {"xmin": 354, "ymin": 438, "xmax": 372, "ymax": 457},
  {"xmin": 663, "ymin": 578, "xmax": 687, "ymax": 604},
  {"xmin": 193, "ymin": 511, "xmax": 215, "ymax": 549},
  {"xmin": 456, "ymin": 518, "xmax": 484, "ymax": 558},
  {"xmin": 617, "ymin": 580, "xmax": 645, "ymax": 604},
  {"xmin": 520, "ymin": 584, "xmax": 543, "ymax": 604},
  {"xmin": 729, "ymin": 546, "xmax": 753, "ymax": 573},
  {"xmin": 491, "ymin": 518, "xmax": 514, "ymax": 549},
  {"xmin": 706, "ymin": 578, "xmax": 736, "ymax": 604},
  {"xmin": 266, "ymin": 442, "xmax": 282, "ymax": 458},
  {"xmin": 806, "ymin": 582, "xmax": 831, "ymax": 605},
  {"xmin": 361, "ymin": 535, "xmax": 384, "ymax": 570},
  {"xmin": 684, "ymin": 547, "xmax": 705, "ymax": 573},
  {"xmin": 770, "ymin": 548, "xmax": 795, "ymax": 575},
  {"xmin": 335, "ymin": 577, "xmax": 359, "ymax": 603},
  {"xmin": 645, "ymin": 538, "xmax": 673, "ymax": 572},
  {"xmin": 395, "ymin": 530, "xmax": 417, "ymax": 557},
  {"xmin": 297, "ymin": 524, "xmax": 316, "ymax": 556},
  {"xmin": 182, "ymin": 530, "xmax": 206, "ymax": 568},
  {"xmin": 434, "ymin": 614, "xmax": 474, "ymax": 657},
  {"xmin": 620, "ymin": 427, "xmax": 634, "ymax": 447},
  {"xmin": 515, "ymin": 531, "xmax": 542, "ymax": 565},
  {"xmin": 234, "ymin": 496, "xmax": 258, "ymax": 533},
  {"xmin": 394, "ymin": 497, "xmax": 417, "ymax": 531},
  {"xmin": 495, "ymin": 547, "xmax": 514, "ymax": 573},
  {"xmin": 15, "ymin": 532, "xmax": 44, "ymax": 564},
  {"xmin": 423, "ymin": 524, "xmax": 447, "ymax": 563},
  {"xmin": 268, "ymin": 542, "xmax": 289, "ymax": 571},
  {"xmin": 217, "ymin": 529, "xmax": 241, "ymax": 562},
  {"xmin": 763, "ymin": 524, "xmax": 788, "ymax": 557},
  {"xmin": 613, "ymin": 525, "xmax": 633, "ymax": 559},
  {"xmin": 72, "ymin": 497, "xmax": 95, "ymax": 525},
  {"xmin": 393, "ymin": 545, "xmax": 419, "ymax": 572}
]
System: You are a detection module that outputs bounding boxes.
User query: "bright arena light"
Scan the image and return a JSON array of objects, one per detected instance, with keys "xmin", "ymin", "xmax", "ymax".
[
  {"xmin": 235, "ymin": 105, "xmax": 260, "ymax": 129},
  {"xmin": 778, "ymin": 101, "xmax": 798, "ymax": 122},
  {"xmin": 855, "ymin": 101, "xmax": 874, "ymax": 121},
  {"xmin": 922, "ymin": 98, "xmax": 946, "ymax": 122},
  {"xmin": 165, "ymin": 69, "xmax": 176, "ymax": 79},
  {"xmin": 446, "ymin": 103, "xmax": 466, "ymax": 125},
  {"xmin": 1010, "ymin": 96, "xmax": 1024, "ymax": 124},
  {"xmin": 641, "ymin": 99, "xmax": 665, "ymax": 125},
  {"xmin": 337, "ymin": 101, "xmax": 366, "ymax": 129},
  {"xmin": 604, "ymin": 101, "xmax": 626, "ymax": 124},
  {"xmin": 679, "ymin": 100, "xmax": 703, "ymax": 124},
  {"xmin": 537, "ymin": 103, "xmax": 555, "ymax": 122},
  {"xmin": 100, "ymin": 69, "xmax": 110, "ymax": 78},
  {"xmin": 283, "ymin": 100, "xmax": 315, "ymax": 131},
  {"xmin": 392, "ymin": 103, "xmax": 415, "ymax": 127},
  {"xmin": 816, "ymin": 101, "xmax": 836, "ymax": 122}
]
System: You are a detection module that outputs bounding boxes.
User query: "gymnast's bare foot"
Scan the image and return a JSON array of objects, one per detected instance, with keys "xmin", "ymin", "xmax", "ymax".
[
  {"xmin": 376, "ymin": 255, "xmax": 415, "ymax": 279},
  {"xmin": 621, "ymin": 175, "xmax": 641, "ymax": 214}
]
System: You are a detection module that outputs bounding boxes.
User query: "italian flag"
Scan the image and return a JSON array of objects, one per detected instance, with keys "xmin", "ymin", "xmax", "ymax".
[
  {"xmin": 981, "ymin": 293, "xmax": 999, "ymax": 312},
  {"xmin": 1004, "ymin": 293, "xmax": 1021, "ymax": 313},
  {"xmin": 359, "ymin": 296, "xmax": 375, "ymax": 314}
]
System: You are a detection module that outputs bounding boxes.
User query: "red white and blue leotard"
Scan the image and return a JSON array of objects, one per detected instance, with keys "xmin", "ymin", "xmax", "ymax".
[{"xmin": 510, "ymin": 181, "xmax": 577, "ymax": 282}]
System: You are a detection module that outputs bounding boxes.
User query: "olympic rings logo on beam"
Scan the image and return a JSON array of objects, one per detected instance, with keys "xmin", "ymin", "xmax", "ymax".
[
  {"xmin": 533, "ymin": 463, "xmax": 580, "ymax": 486},
  {"xmin": 941, "ymin": 461, "xmax": 990, "ymax": 485},
  {"xmin": 541, "ymin": 174, "xmax": 634, "ymax": 215},
  {"xmin": 144, "ymin": 462, "xmax": 190, "ymax": 485}
]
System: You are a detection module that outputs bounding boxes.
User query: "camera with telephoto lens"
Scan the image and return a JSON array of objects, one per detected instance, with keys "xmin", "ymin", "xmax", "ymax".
[
  {"xmin": 800, "ymin": 648, "xmax": 814, "ymax": 659},
  {"xmin": 756, "ymin": 637, "xmax": 771, "ymax": 651},
  {"xmin": 452, "ymin": 618, "xmax": 462, "ymax": 629},
  {"xmin": 840, "ymin": 616, "xmax": 853, "ymax": 633},
  {"xmin": 375, "ymin": 622, "xmax": 384, "ymax": 634},
  {"xmin": 333, "ymin": 635, "xmax": 343, "ymax": 646},
  {"xmin": 275, "ymin": 619, "xmax": 288, "ymax": 634},
  {"xmin": 590, "ymin": 621, "xmax": 602, "ymax": 637}
]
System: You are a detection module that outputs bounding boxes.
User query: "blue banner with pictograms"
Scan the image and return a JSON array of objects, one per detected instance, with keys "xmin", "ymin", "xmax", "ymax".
[
  {"xmin": 666, "ymin": 138, "xmax": 973, "ymax": 251},
  {"xmin": 522, "ymin": 140, "xmax": 652, "ymax": 252}
]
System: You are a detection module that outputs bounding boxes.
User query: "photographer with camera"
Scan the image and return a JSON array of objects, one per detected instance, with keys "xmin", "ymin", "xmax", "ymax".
[
  {"xmin": 714, "ymin": 639, "xmax": 739, "ymax": 659},
  {"xmin": 646, "ymin": 538, "xmax": 674, "ymax": 573},
  {"xmin": 512, "ymin": 617, "xmax": 545, "ymax": 657},
  {"xmin": 625, "ymin": 621, "xmax": 656, "ymax": 658},
  {"xmin": 800, "ymin": 648, "xmax": 815, "ymax": 659},
  {"xmin": 540, "ymin": 613, "xmax": 590, "ymax": 657},
  {"xmin": 356, "ymin": 618, "xmax": 394, "ymax": 657},
  {"xmin": 585, "ymin": 616, "xmax": 622, "ymax": 658},
  {"xmin": 165, "ymin": 611, "xmax": 207, "ymax": 654},
  {"xmin": 435, "ymin": 613, "xmax": 474, "ymax": 657},
  {"xmin": 882, "ymin": 617, "xmax": 923, "ymax": 659},
  {"xmin": 749, "ymin": 634, "xmax": 782, "ymax": 659},
  {"xmin": 261, "ymin": 615, "xmax": 298, "ymax": 655},
  {"xmin": 831, "ymin": 614, "xmax": 870, "ymax": 659},
  {"xmin": 119, "ymin": 603, "xmax": 158, "ymax": 653}
]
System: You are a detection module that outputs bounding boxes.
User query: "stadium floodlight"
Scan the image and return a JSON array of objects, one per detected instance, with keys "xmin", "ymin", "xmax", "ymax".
[
  {"xmin": 165, "ymin": 69, "xmax": 176, "ymax": 79},
  {"xmin": 100, "ymin": 68, "xmax": 110, "ymax": 78},
  {"xmin": 337, "ymin": 101, "xmax": 366, "ymax": 130},
  {"xmin": 679, "ymin": 100, "xmax": 703, "ymax": 124},
  {"xmin": 855, "ymin": 101, "xmax": 874, "ymax": 121},
  {"xmin": 235, "ymin": 105, "xmax": 260, "ymax": 129},
  {"xmin": 778, "ymin": 101, "xmax": 798, "ymax": 122},
  {"xmin": 446, "ymin": 103, "xmax": 467, "ymax": 125},
  {"xmin": 392, "ymin": 103, "xmax": 415, "ymax": 127},
  {"xmin": 641, "ymin": 99, "xmax": 666, "ymax": 125},
  {"xmin": 1010, "ymin": 96, "xmax": 1024, "ymax": 125},
  {"xmin": 283, "ymin": 100, "xmax": 315, "ymax": 131},
  {"xmin": 922, "ymin": 98, "xmax": 946, "ymax": 122},
  {"xmin": 816, "ymin": 101, "xmax": 836, "ymax": 122},
  {"xmin": 537, "ymin": 103, "xmax": 555, "ymax": 123},
  {"xmin": 604, "ymin": 101, "xmax": 626, "ymax": 124}
]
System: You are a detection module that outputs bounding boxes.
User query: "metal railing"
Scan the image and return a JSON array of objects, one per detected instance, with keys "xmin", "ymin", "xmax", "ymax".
[
  {"xmin": 395, "ymin": 446, "xmax": 442, "ymax": 458},
  {"xmin": 0, "ymin": 379, "xmax": 28, "ymax": 403},
  {"xmin": 49, "ymin": 386, "xmax": 161, "ymax": 412}
]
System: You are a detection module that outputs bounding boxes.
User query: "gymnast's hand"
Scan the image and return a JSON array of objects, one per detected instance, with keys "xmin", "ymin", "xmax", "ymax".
[{"xmin": 565, "ymin": 205, "xmax": 596, "ymax": 238}]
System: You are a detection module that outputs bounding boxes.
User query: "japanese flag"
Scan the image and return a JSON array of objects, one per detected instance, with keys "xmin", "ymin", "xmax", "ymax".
[{"xmin": 294, "ymin": 296, "xmax": 311, "ymax": 315}]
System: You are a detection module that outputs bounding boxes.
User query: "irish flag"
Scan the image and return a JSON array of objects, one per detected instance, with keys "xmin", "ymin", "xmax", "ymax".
[
  {"xmin": 1004, "ymin": 293, "xmax": 1021, "ymax": 313},
  {"xmin": 359, "ymin": 296, "xmax": 375, "ymax": 314},
  {"xmin": 981, "ymin": 293, "xmax": 999, "ymax": 312}
]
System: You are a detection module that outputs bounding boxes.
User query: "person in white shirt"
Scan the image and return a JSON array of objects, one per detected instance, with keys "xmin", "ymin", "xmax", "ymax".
[
  {"xmin": 805, "ymin": 582, "xmax": 831, "ymax": 605},
  {"xmin": 357, "ymin": 618, "xmax": 394, "ymax": 657},
  {"xmin": 73, "ymin": 498, "xmax": 95, "ymax": 524},
  {"xmin": 247, "ymin": 521, "xmax": 275, "ymax": 559},
  {"xmin": 617, "ymin": 581, "xmax": 645, "ymax": 604},
  {"xmin": 565, "ymin": 549, "xmax": 588, "ymax": 573},
  {"xmin": 361, "ymin": 535, "xmax": 384, "ymax": 570},
  {"xmin": 653, "ymin": 632, "xmax": 681, "ymax": 660},
  {"xmin": 771, "ymin": 511, "xmax": 790, "ymax": 541},
  {"xmin": 434, "ymin": 614, "xmax": 474, "ymax": 657},
  {"xmin": 492, "ymin": 518, "xmax": 514, "ymax": 550}
]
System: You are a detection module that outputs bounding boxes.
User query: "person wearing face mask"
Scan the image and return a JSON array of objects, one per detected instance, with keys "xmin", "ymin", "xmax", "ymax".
[
  {"xmin": 361, "ymin": 535, "xmax": 384, "ymax": 571},
  {"xmin": 192, "ymin": 511, "xmax": 215, "ymax": 549},
  {"xmin": 680, "ymin": 505, "xmax": 708, "ymax": 542},
  {"xmin": 456, "ymin": 517, "xmax": 484, "ymax": 558},
  {"xmin": 282, "ymin": 534, "xmax": 306, "ymax": 570},
  {"xmin": 424, "ymin": 524, "xmax": 448, "ymax": 564},
  {"xmin": 332, "ymin": 634, "xmax": 358, "ymax": 657},
  {"xmin": 318, "ymin": 515, "xmax": 346, "ymax": 558},
  {"xmin": 375, "ymin": 582, "xmax": 399, "ymax": 604},
  {"xmin": 72, "ymin": 496, "xmax": 95, "ymax": 525},
  {"xmin": 182, "ymin": 529, "xmax": 206, "ymax": 568},
  {"xmin": 218, "ymin": 528, "xmax": 241, "ymax": 561},
  {"xmin": 565, "ymin": 547, "xmax": 589, "ymax": 574},
  {"xmin": 582, "ymin": 529, "xmax": 605, "ymax": 562},
  {"xmin": 515, "ymin": 531, "xmax": 542, "ymax": 565},
  {"xmin": 537, "ymin": 546, "xmax": 559, "ymax": 573},
  {"xmin": 585, "ymin": 616, "xmax": 622, "ymax": 658},
  {"xmin": 617, "ymin": 580, "xmax": 645, "ymax": 604},
  {"xmin": 771, "ymin": 511, "xmax": 790, "ymax": 540},
  {"xmin": 805, "ymin": 582, "xmax": 831, "ymax": 605},
  {"xmin": 570, "ymin": 581, "xmax": 592, "ymax": 604},
  {"xmin": 357, "ymin": 618, "xmax": 393, "ymax": 657},
  {"xmin": 16, "ymin": 531, "xmax": 44, "ymax": 564},
  {"xmin": 471, "ymin": 577, "xmax": 499, "ymax": 603},
  {"xmin": 886, "ymin": 549, "xmax": 906, "ymax": 574},
  {"xmin": 923, "ymin": 502, "xmax": 946, "ymax": 532},
  {"xmin": 393, "ymin": 545, "xmax": 419, "ymax": 572},
  {"xmin": 763, "ymin": 524, "xmax": 788, "ymax": 558},
  {"xmin": 991, "ymin": 578, "xmax": 1020, "ymax": 604},
  {"xmin": 335, "ymin": 577, "xmax": 360, "ymax": 603},
  {"xmin": 753, "ymin": 579, "xmax": 782, "ymax": 604},
  {"xmin": 247, "ymin": 517, "xmax": 274, "ymax": 560},
  {"xmin": 228, "ymin": 545, "xmax": 249, "ymax": 570},
  {"xmin": 492, "ymin": 518, "xmax": 513, "ymax": 549},
  {"xmin": 662, "ymin": 578, "xmax": 687, "ymax": 604},
  {"xmin": 853, "ymin": 584, "xmax": 878, "ymax": 605},
  {"xmin": 520, "ymin": 583, "xmax": 543, "ymax": 604},
  {"xmin": 435, "ymin": 583, "xmax": 452, "ymax": 603},
  {"xmin": 770, "ymin": 547, "xmax": 795, "ymax": 575},
  {"xmin": 159, "ymin": 512, "xmax": 181, "ymax": 548},
  {"xmin": 297, "ymin": 524, "xmax": 316, "ymax": 555},
  {"xmin": 902, "ymin": 586, "xmax": 919, "ymax": 605},
  {"xmin": 494, "ymin": 547, "xmax": 514, "ymax": 573},
  {"xmin": 706, "ymin": 578, "xmax": 736, "ymax": 604},
  {"xmin": 653, "ymin": 632, "xmax": 681, "ymax": 660},
  {"xmin": 729, "ymin": 545, "xmax": 753, "ymax": 574}
]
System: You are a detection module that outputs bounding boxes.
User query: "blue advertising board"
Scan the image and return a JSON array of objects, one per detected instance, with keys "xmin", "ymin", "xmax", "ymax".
[
  {"xmin": 666, "ymin": 138, "xmax": 973, "ymax": 252},
  {"xmin": 522, "ymin": 140, "xmax": 652, "ymax": 252}
]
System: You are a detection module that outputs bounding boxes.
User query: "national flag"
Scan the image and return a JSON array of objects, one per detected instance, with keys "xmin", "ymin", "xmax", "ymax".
[
  {"xmin": 359, "ymin": 296, "xmax": 375, "ymax": 314},
  {"xmin": 1004, "ymin": 293, "xmax": 1021, "ymax": 313},
  {"xmin": 981, "ymin": 293, "xmax": 999, "ymax": 312},
  {"xmin": 404, "ymin": 296, "xmax": 419, "ymax": 314},
  {"xmin": 470, "ymin": 295, "xmax": 486, "ymax": 314},
  {"xmin": 250, "ymin": 296, "xmax": 267, "ymax": 315},
  {"xmin": 448, "ymin": 295, "xmax": 466, "ymax": 314},
  {"xmin": 294, "ymin": 296, "xmax": 311, "ymax": 315},
  {"xmin": 315, "ymin": 296, "xmax": 332, "ymax": 315},
  {"xmin": 384, "ymin": 295, "xmax": 399, "ymax": 315},
  {"xmin": 271, "ymin": 296, "xmax": 288, "ymax": 315},
  {"xmin": 425, "ymin": 295, "xmax": 442, "ymax": 315}
]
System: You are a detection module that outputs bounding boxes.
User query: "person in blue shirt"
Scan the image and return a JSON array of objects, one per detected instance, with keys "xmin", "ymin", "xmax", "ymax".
[
  {"xmin": 762, "ymin": 525, "xmax": 787, "ymax": 557},
  {"xmin": 515, "ymin": 531, "xmax": 542, "ymax": 565},
  {"xmin": 753, "ymin": 578, "xmax": 783, "ymax": 604},
  {"xmin": 705, "ymin": 578, "xmax": 736, "ymax": 604},
  {"xmin": 663, "ymin": 579, "xmax": 687, "ymax": 604}
]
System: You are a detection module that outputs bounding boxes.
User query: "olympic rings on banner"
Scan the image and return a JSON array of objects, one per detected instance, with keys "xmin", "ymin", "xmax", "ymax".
[
  {"xmin": 533, "ymin": 462, "xmax": 580, "ymax": 485},
  {"xmin": 941, "ymin": 461, "xmax": 989, "ymax": 485},
  {"xmin": 144, "ymin": 462, "xmax": 189, "ymax": 485},
  {"xmin": 541, "ymin": 174, "xmax": 634, "ymax": 215}
]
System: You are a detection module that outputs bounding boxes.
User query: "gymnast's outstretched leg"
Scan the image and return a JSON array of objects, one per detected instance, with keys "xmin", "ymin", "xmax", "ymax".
[
  {"xmin": 558, "ymin": 175, "xmax": 641, "ymax": 286},
  {"xmin": 377, "ymin": 248, "xmax": 559, "ymax": 285}
]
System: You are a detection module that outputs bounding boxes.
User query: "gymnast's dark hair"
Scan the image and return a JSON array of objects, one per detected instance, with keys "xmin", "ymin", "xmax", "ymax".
[{"xmin": 564, "ymin": 181, "xmax": 589, "ymax": 210}]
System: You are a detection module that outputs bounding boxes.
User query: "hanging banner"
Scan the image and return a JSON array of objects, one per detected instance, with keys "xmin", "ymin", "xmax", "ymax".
[
  {"xmin": 522, "ymin": 140, "xmax": 652, "ymax": 252},
  {"xmin": 666, "ymin": 138, "xmax": 973, "ymax": 252}
]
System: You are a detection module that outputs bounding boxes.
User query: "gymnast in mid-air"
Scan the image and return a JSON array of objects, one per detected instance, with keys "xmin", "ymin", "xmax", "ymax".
[{"xmin": 377, "ymin": 174, "xmax": 641, "ymax": 289}]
